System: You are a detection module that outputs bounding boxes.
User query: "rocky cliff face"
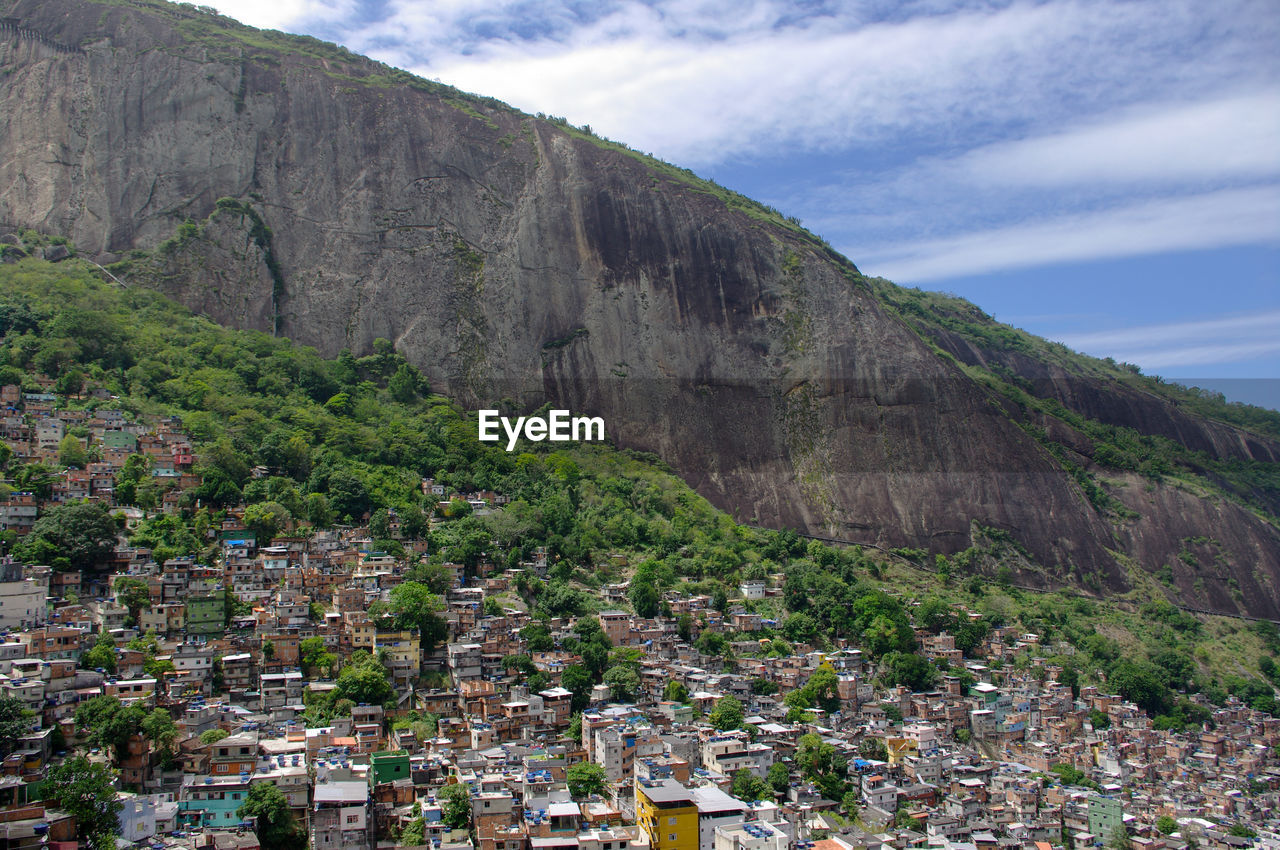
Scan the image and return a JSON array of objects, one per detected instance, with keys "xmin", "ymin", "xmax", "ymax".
[{"xmin": 2, "ymin": 0, "xmax": 1277, "ymax": 615}]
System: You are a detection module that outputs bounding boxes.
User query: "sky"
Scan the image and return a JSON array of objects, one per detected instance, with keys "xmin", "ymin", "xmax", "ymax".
[{"xmin": 203, "ymin": 0, "xmax": 1280, "ymax": 408}]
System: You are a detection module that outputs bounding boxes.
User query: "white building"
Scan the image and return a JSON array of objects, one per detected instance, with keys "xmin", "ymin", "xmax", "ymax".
[
  {"xmin": 0, "ymin": 562, "xmax": 47, "ymax": 631},
  {"xmin": 692, "ymin": 786, "xmax": 748, "ymax": 850},
  {"xmin": 713, "ymin": 821, "xmax": 789, "ymax": 850}
]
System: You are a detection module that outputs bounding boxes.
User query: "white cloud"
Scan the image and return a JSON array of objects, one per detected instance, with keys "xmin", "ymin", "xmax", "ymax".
[
  {"xmin": 355, "ymin": 0, "xmax": 1279, "ymax": 165},
  {"xmin": 786, "ymin": 88, "xmax": 1280, "ymax": 242},
  {"xmin": 199, "ymin": 0, "xmax": 357, "ymax": 32},
  {"xmin": 952, "ymin": 91, "xmax": 1280, "ymax": 189},
  {"xmin": 857, "ymin": 186, "xmax": 1280, "ymax": 282},
  {"xmin": 194, "ymin": 0, "xmax": 1280, "ymax": 290},
  {"xmin": 1054, "ymin": 311, "xmax": 1280, "ymax": 369}
]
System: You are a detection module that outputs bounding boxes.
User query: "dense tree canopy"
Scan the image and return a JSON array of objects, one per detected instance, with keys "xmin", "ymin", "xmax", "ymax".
[
  {"xmin": 238, "ymin": 782, "xmax": 307, "ymax": 850},
  {"xmin": 567, "ymin": 762, "xmax": 608, "ymax": 798},
  {"xmin": 43, "ymin": 757, "xmax": 122, "ymax": 850},
  {"xmin": 16, "ymin": 501, "xmax": 117, "ymax": 570}
]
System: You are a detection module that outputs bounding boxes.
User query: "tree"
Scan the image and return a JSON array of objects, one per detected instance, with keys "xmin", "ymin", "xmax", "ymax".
[
  {"xmin": 406, "ymin": 560, "xmax": 453, "ymax": 594},
  {"xmin": 800, "ymin": 665, "xmax": 842, "ymax": 712},
  {"xmin": 304, "ymin": 492, "xmax": 335, "ymax": 527},
  {"xmin": 326, "ymin": 469, "xmax": 371, "ymax": 520},
  {"xmin": 17, "ymin": 501, "xmax": 117, "ymax": 570},
  {"xmin": 389, "ymin": 581, "xmax": 448, "ymax": 652},
  {"xmin": 1155, "ymin": 816, "xmax": 1177, "ymax": 836},
  {"xmin": 13, "ymin": 463, "xmax": 55, "ymax": 500},
  {"xmin": 880, "ymin": 652, "xmax": 938, "ymax": 692},
  {"xmin": 54, "ymin": 368, "xmax": 85, "ymax": 398},
  {"xmin": 242, "ymin": 500, "xmax": 292, "ymax": 544},
  {"xmin": 677, "ymin": 613, "xmax": 694, "ymax": 642},
  {"xmin": 1058, "ymin": 665, "xmax": 1081, "ymax": 699},
  {"xmin": 664, "ymin": 680, "xmax": 690, "ymax": 703},
  {"xmin": 113, "ymin": 454, "xmax": 150, "ymax": 506},
  {"xmin": 200, "ymin": 729, "xmax": 229, "ymax": 745},
  {"xmin": 402, "ymin": 816, "xmax": 426, "ymax": 846},
  {"xmin": 1108, "ymin": 660, "xmax": 1173, "ymax": 716},
  {"xmin": 629, "ymin": 578, "xmax": 660, "ymax": 618},
  {"xmin": 74, "ymin": 696, "xmax": 173, "ymax": 767},
  {"xmin": 767, "ymin": 761, "xmax": 790, "ymax": 793},
  {"xmin": 0, "ymin": 696, "xmax": 34, "ymax": 755},
  {"xmin": 388, "ymin": 363, "xmax": 425, "ymax": 403},
  {"xmin": 439, "ymin": 782, "xmax": 472, "ymax": 829},
  {"xmin": 562, "ymin": 664, "xmax": 595, "ymax": 713},
  {"xmin": 369, "ymin": 508, "xmax": 392, "ymax": 540},
  {"xmin": 501, "ymin": 653, "xmax": 536, "ymax": 681},
  {"xmin": 567, "ymin": 762, "xmax": 608, "ymax": 798},
  {"xmin": 1109, "ymin": 824, "xmax": 1129, "ymax": 850},
  {"xmin": 80, "ymin": 631, "xmax": 117, "ymax": 674},
  {"xmin": 238, "ymin": 781, "xmax": 307, "ymax": 850},
  {"xmin": 915, "ymin": 596, "xmax": 955, "ymax": 633},
  {"xmin": 141, "ymin": 708, "xmax": 178, "ymax": 768},
  {"xmin": 796, "ymin": 733, "xmax": 844, "ymax": 781},
  {"xmin": 333, "ymin": 653, "xmax": 395, "ymax": 706},
  {"xmin": 782, "ymin": 612, "xmax": 819, "ymax": 643},
  {"xmin": 708, "ymin": 696, "xmax": 744, "ymax": 731},
  {"xmin": 953, "ymin": 618, "xmax": 991, "ymax": 656},
  {"xmin": 581, "ymin": 642, "xmax": 608, "ymax": 678},
  {"xmin": 113, "ymin": 576, "xmax": 151, "ymax": 627},
  {"xmin": 603, "ymin": 665, "xmax": 639, "ymax": 702},
  {"xmin": 43, "ymin": 757, "xmax": 122, "ymax": 850},
  {"xmin": 523, "ymin": 622, "xmax": 554, "ymax": 652},
  {"xmin": 731, "ymin": 768, "xmax": 772, "ymax": 802},
  {"xmin": 58, "ymin": 434, "xmax": 88, "ymax": 468},
  {"xmin": 300, "ymin": 637, "xmax": 336, "ymax": 676},
  {"xmin": 696, "ymin": 631, "xmax": 729, "ymax": 657}
]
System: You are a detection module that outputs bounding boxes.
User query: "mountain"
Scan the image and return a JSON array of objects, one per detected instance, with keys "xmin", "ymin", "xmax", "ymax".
[{"xmin": 1, "ymin": 0, "xmax": 1277, "ymax": 617}]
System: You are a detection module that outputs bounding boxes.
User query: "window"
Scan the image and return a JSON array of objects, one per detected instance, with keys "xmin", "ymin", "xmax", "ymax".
[
  {"xmin": 668, "ymin": 818, "xmax": 678, "ymax": 826},
  {"xmin": 669, "ymin": 835, "xmax": 677, "ymax": 842},
  {"xmin": 347, "ymin": 815, "xmax": 360, "ymax": 824}
]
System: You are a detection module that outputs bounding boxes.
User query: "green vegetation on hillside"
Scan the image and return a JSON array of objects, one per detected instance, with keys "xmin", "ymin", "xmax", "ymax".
[
  {"xmin": 872, "ymin": 279, "xmax": 1280, "ymax": 520},
  {"xmin": 0, "ymin": 255, "xmax": 1275, "ymax": 720}
]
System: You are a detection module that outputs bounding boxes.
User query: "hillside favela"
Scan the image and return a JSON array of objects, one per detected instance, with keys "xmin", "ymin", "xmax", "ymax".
[{"xmin": 0, "ymin": 1, "xmax": 1279, "ymax": 850}]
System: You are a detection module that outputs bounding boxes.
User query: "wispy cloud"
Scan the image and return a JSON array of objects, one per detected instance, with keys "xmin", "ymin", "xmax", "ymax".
[
  {"xmin": 785, "ymin": 89, "xmax": 1280, "ymax": 280},
  {"xmin": 951, "ymin": 91, "xmax": 1280, "ymax": 189},
  {"xmin": 198, "ymin": 0, "xmax": 1280, "ymax": 286},
  {"xmin": 856, "ymin": 186, "xmax": 1280, "ymax": 282},
  {"xmin": 200, "ymin": 0, "xmax": 357, "ymax": 31},
  {"xmin": 317, "ymin": 0, "xmax": 1280, "ymax": 165},
  {"xmin": 1055, "ymin": 311, "xmax": 1280, "ymax": 369}
]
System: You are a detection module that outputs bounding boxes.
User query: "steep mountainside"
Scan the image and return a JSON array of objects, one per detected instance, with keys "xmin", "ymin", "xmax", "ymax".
[{"xmin": 1, "ymin": 0, "xmax": 1277, "ymax": 616}]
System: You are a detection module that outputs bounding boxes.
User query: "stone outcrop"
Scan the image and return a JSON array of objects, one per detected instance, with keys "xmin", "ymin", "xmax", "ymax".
[{"xmin": 2, "ymin": 0, "xmax": 1277, "ymax": 615}]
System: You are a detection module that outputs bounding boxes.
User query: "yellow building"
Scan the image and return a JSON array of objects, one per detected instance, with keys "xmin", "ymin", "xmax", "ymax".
[
  {"xmin": 635, "ymin": 779, "xmax": 698, "ymax": 850},
  {"xmin": 885, "ymin": 736, "xmax": 917, "ymax": 766}
]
